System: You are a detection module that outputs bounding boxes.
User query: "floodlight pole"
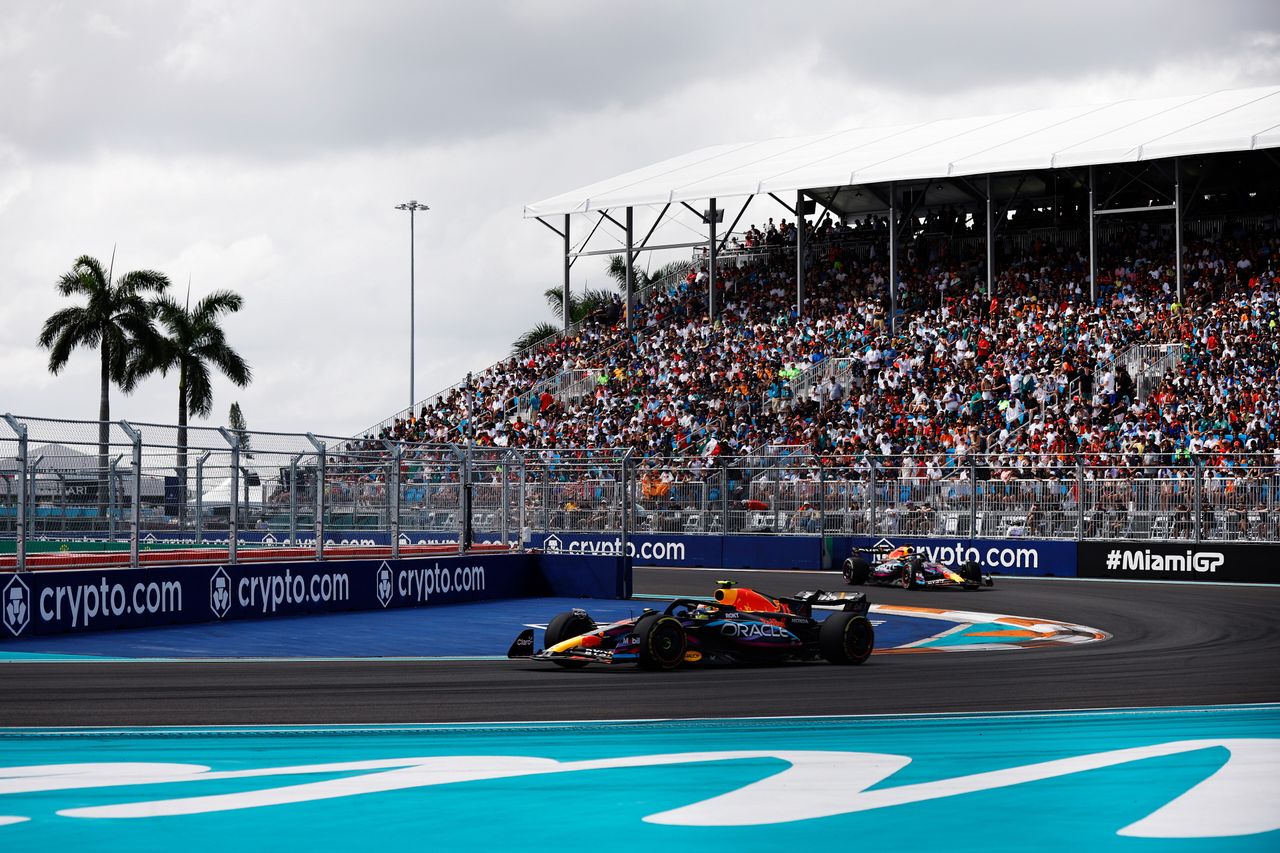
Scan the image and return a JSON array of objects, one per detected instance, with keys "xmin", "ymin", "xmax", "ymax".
[{"xmin": 395, "ymin": 200, "xmax": 429, "ymax": 414}]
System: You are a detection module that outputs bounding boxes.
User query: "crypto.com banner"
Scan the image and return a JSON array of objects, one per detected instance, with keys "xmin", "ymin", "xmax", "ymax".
[
  {"xmin": 1, "ymin": 553, "xmax": 539, "ymax": 639},
  {"xmin": 1077, "ymin": 541, "xmax": 1280, "ymax": 584}
]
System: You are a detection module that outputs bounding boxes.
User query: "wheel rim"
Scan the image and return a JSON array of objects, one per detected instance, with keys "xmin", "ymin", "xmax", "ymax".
[
  {"xmin": 649, "ymin": 618, "xmax": 686, "ymax": 666},
  {"xmin": 846, "ymin": 619, "xmax": 872, "ymax": 660}
]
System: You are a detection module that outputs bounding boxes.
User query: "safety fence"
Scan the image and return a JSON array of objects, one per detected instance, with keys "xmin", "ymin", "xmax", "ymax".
[{"xmin": 2, "ymin": 414, "xmax": 1278, "ymax": 571}]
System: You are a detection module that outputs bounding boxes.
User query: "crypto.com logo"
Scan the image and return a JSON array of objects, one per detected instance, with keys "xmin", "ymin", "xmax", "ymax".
[
  {"xmin": 542, "ymin": 534, "xmax": 564, "ymax": 553},
  {"xmin": 3, "ymin": 740, "xmax": 1277, "ymax": 838},
  {"xmin": 376, "ymin": 563, "xmax": 393, "ymax": 608},
  {"xmin": 209, "ymin": 568, "xmax": 232, "ymax": 619},
  {"xmin": 3, "ymin": 573, "xmax": 30, "ymax": 637}
]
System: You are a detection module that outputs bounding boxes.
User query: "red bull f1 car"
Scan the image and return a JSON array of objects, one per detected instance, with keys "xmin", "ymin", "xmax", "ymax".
[
  {"xmin": 507, "ymin": 582, "xmax": 874, "ymax": 670},
  {"xmin": 843, "ymin": 544, "xmax": 994, "ymax": 590}
]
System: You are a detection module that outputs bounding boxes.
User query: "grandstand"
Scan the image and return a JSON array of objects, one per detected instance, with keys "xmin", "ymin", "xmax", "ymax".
[
  {"xmin": 4, "ymin": 86, "xmax": 1280, "ymax": 567},
  {"xmin": 346, "ymin": 87, "xmax": 1280, "ymax": 543}
]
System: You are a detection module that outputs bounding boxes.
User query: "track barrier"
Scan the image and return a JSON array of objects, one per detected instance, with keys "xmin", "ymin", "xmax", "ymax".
[{"xmin": 0, "ymin": 552, "xmax": 630, "ymax": 639}]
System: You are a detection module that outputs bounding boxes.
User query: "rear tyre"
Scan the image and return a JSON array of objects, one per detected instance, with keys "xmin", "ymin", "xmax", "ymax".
[
  {"xmin": 843, "ymin": 556, "xmax": 870, "ymax": 585},
  {"xmin": 544, "ymin": 610, "xmax": 596, "ymax": 669},
  {"xmin": 905, "ymin": 556, "xmax": 925, "ymax": 589},
  {"xmin": 634, "ymin": 613, "xmax": 687, "ymax": 670},
  {"xmin": 819, "ymin": 611, "xmax": 875, "ymax": 664}
]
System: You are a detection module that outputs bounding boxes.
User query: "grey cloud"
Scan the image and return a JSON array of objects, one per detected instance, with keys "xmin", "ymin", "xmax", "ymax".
[{"xmin": 4, "ymin": 0, "xmax": 1274, "ymax": 162}]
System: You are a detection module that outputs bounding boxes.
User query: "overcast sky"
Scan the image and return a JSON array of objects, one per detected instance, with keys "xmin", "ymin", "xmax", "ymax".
[{"xmin": 1, "ymin": 0, "xmax": 1277, "ymax": 438}]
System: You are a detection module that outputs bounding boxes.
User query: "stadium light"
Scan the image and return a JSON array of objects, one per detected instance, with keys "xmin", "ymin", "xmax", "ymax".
[{"xmin": 395, "ymin": 199, "xmax": 430, "ymax": 414}]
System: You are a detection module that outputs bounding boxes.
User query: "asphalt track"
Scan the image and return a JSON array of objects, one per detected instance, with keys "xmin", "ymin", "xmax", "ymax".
[{"xmin": 1, "ymin": 568, "xmax": 1277, "ymax": 726}]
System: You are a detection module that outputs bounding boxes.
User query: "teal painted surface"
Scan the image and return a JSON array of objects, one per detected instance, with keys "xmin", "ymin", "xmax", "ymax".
[
  {"xmin": 1, "ymin": 705, "xmax": 1277, "ymax": 851},
  {"xmin": 917, "ymin": 621, "xmax": 1022, "ymax": 647}
]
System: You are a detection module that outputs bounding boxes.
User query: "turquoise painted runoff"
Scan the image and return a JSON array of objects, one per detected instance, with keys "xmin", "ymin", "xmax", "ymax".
[{"xmin": 1, "ymin": 705, "xmax": 1275, "ymax": 851}]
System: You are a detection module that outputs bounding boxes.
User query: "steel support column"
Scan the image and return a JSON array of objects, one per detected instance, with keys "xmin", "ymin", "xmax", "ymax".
[
  {"xmin": 708, "ymin": 198, "xmax": 718, "ymax": 321},
  {"xmin": 3, "ymin": 415, "xmax": 27, "ymax": 571},
  {"xmin": 969, "ymin": 456, "xmax": 979, "ymax": 537},
  {"xmin": 620, "ymin": 450, "xmax": 633, "ymax": 563},
  {"xmin": 985, "ymin": 175, "xmax": 995, "ymax": 298},
  {"xmin": 120, "ymin": 421, "xmax": 142, "ymax": 568},
  {"xmin": 306, "ymin": 433, "xmax": 326, "ymax": 560},
  {"xmin": 796, "ymin": 189, "xmax": 806, "ymax": 316},
  {"xmin": 624, "ymin": 207, "xmax": 635, "ymax": 329},
  {"xmin": 195, "ymin": 451, "xmax": 210, "ymax": 545},
  {"xmin": 218, "ymin": 428, "xmax": 240, "ymax": 566},
  {"xmin": 1088, "ymin": 166, "xmax": 1097, "ymax": 303},
  {"xmin": 563, "ymin": 214, "xmax": 571, "ymax": 331},
  {"xmin": 384, "ymin": 440, "xmax": 402, "ymax": 558},
  {"xmin": 888, "ymin": 183, "xmax": 898, "ymax": 335},
  {"xmin": 1174, "ymin": 157, "xmax": 1183, "ymax": 303},
  {"xmin": 289, "ymin": 454, "xmax": 302, "ymax": 545}
]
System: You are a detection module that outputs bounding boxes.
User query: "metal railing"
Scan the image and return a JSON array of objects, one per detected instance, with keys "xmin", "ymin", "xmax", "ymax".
[{"xmin": 4, "ymin": 415, "xmax": 1278, "ymax": 571}]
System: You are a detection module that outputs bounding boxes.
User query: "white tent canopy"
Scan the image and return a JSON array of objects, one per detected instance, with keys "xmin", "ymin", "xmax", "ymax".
[
  {"xmin": 525, "ymin": 86, "xmax": 1280, "ymax": 218},
  {"xmin": 190, "ymin": 476, "xmax": 264, "ymax": 507}
]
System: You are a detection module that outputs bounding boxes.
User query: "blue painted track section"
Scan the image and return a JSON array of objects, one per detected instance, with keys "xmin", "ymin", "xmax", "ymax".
[
  {"xmin": 0, "ymin": 597, "xmax": 942, "ymax": 660},
  {"xmin": 0, "ymin": 705, "xmax": 1275, "ymax": 850}
]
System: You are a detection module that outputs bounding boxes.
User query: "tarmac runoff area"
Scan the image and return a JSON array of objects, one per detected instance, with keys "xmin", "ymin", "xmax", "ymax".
[{"xmin": 0, "ymin": 591, "xmax": 1105, "ymax": 662}]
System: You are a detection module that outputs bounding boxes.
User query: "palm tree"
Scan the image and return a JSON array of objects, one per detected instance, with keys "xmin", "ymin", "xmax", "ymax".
[
  {"xmin": 507, "ymin": 256, "xmax": 688, "ymax": 353},
  {"xmin": 38, "ymin": 254, "xmax": 170, "ymax": 510},
  {"xmin": 136, "ymin": 290, "xmax": 252, "ymax": 522},
  {"xmin": 511, "ymin": 321, "xmax": 562, "ymax": 355}
]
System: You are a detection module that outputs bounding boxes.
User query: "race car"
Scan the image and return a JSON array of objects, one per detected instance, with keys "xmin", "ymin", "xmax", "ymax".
[
  {"xmin": 507, "ymin": 581, "xmax": 874, "ymax": 670},
  {"xmin": 842, "ymin": 544, "xmax": 994, "ymax": 590}
]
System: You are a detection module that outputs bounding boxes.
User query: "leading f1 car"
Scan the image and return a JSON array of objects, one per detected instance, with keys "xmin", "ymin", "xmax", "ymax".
[
  {"xmin": 843, "ymin": 544, "xmax": 994, "ymax": 590},
  {"xmin": 507, "ymin": 582, "xmax": 874, "ymax": 670}
]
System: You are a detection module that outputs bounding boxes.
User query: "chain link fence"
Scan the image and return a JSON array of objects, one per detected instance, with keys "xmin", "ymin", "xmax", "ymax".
[{"xmin": 2, "ymin": 413, "xmax": 1278, "ymax": 571}]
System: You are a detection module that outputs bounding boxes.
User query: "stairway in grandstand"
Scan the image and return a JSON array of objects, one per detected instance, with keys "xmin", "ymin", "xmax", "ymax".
[{"xmin": 1112, "ymin": 343, "xmax": 1186, "ymax": 402}]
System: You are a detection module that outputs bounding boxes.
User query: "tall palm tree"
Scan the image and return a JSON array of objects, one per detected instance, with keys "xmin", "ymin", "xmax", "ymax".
[
  {"xmin": 508, "ymin": 256, "xmax": 688, "ymax": 354},
  {"xmin": 38, "ymin": 254, "xmax": 170, "ymax": 510},
  {"xmin": 136, "ymin": 290, "xmax": 252, "ymax": 522}
]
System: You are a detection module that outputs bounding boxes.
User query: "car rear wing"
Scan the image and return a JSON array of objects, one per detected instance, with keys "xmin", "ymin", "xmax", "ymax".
[{"xmin": 789, "ymin": 590, "xmax": 869, "ymax": 615}]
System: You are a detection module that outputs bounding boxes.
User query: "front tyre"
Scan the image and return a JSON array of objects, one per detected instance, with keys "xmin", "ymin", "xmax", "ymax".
[
  {"xmin": 960, "ymin": 560, "xmax": 983, "ymax": 588},
  {"xmin": 819, "ymin": 611, "xmax": 875, "ymax": 664},
  {"xmin": 544, "ymin": 610, "xmax": 596, "ymax": 669},
  {"xmin": 634, "ymin": 613, "xmax": 687, "ymax": 670},
  {"xmin": 843, "ymin": 556, "xmax": 871, "ymax": 585}
]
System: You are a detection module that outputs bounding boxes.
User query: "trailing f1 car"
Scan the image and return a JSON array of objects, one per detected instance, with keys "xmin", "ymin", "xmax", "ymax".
[
  {"xmin": 507, "ymin": 582, "xmax": 874, "ymax": 670},
  {"xmin": 843, "ymin": 544, "xmax": 994, "ymax": 590}
]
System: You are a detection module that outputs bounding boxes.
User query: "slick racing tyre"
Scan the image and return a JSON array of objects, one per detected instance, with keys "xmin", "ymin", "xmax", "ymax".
[
  {"xmin": 634, "ymin": 613, "xmax": 687, "ymax": 671},
  {"xmin": 903, "ymin": 556, "xmax": 925, "ymax": 589},
  {"xmin": 819, "ymin": 611, "xmax": 875, "ymax": 665},
  {"xmin": 960, "ymin": 560, "xmax": 984, "ymax": 588},
  {"xmin": 544, "ymin": 610, "xmax": 596, "ymax": 669},
  {"xmin": 843, "ymin": 556, "xmax": 871, "ymax": 585}
]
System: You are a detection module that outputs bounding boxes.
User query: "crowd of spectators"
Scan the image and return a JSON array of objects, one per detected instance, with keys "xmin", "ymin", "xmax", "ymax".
[{"xmin": 371, "ymin": 213, "xmax": 1280, "ymax": 496}]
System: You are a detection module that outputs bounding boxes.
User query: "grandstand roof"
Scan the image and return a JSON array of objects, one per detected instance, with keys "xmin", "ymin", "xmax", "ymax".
[{"xmin": 525, "ymin": 86, "xmax": 1280, "ymax": 219}]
